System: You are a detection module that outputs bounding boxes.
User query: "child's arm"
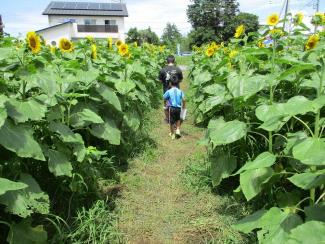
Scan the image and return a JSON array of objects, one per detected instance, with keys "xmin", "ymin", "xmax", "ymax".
[{"xmin": 182, "ymin": 99, "xmax": 186, "ymax": 109}]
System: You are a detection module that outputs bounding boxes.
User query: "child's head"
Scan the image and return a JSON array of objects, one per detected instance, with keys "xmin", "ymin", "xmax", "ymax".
[
  {"xmin": 166, "ymin": 55, "xmax": 175, "ymax": 64},
  {"xmin": 171, "ymin": 79, "xmax": 178, "ymax": 87}
]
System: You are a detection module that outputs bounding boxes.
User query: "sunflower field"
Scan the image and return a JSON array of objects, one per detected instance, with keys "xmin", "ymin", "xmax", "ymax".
[
  {"xmin": 190, "ymin": 12, "xmax": 325, "ymax": 243},
  {"xmin": 0, "ymin": 33, "xmax": 166, "ymax": 242}
]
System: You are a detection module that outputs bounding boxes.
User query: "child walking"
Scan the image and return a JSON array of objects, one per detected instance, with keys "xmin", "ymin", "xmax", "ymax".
[{"xmin": 163, "ymin": 79, "xmax": 186, "ymax": 139}]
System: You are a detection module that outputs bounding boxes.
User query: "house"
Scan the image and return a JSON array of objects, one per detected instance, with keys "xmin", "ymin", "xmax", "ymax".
[
  {"xmin": 0, "ymin": 15, "xmax": 4, "ymax": 36},
  {"xmin": 37, "ymin": 1, "xmax": 128, "ymax": 45}
]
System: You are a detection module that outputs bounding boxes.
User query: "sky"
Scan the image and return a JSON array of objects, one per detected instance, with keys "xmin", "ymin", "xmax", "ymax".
[{"xmin": 1, "ymin": 0, "xmax": 324, "ymax": 37}]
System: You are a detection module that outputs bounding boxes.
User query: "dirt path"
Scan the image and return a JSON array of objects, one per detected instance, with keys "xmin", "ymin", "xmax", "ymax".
[{"xmin": 113, "ymin": 71, "xmax": 245, "ymax": 244}]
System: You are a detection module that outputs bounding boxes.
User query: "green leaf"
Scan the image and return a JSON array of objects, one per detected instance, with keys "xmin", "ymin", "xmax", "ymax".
[
  {"xmin": 7, "ymin": 219, "xmax": 47, "ymax": 244},
  {"xmin": 0, "ymin": 178, "xmax": 28, "ymax": 196},
  {"xmin": 305, "ymin": 203, "xmax": 325, "ymax": 222},
  {"xmin": 0, "ymin": 174, "xmax": 49, "ymax": 217},
  {"xmin": 115, "ymin": 80, "xmax": 136, "ymax": 95},
  {"xmin": 193, "ymin": 70, "xmax": 212, "ymax": 85},
  {"xmin": 96, "ymin": 83, "xmax": 122, "ymax": 111},
  {"xmin": 227, "ymin": 73, "xmax": 266, "ymax": 99},
  {"xmin": 90, "ymin": 120, "xmax": 121, "ymax": 145},
  {"xmin": 0, "ymin": 120, "xmax": 45, "ymax": 161},
  {"xmin": 284, "ymin": 132, "xmax": 308, "ymax": 155},
  {"xmin": 277, "ymin": 64, "xmax": 315, "ymax": 81},
  {"xmin": 0, "ymin": 107, "xmax": 7, "ymax": 129},
  {"xmin": 0, "ymin": 48, "xmax": 13, "ymax": 61},
  {"xmin": 256, "ymin": 96, "xmax": 316, "ymax": 131},
  {"xmin": 70, "ymin": 108, "xmax": 104, "ymax": 128},
  {"xmin": 210, "ymin": 152, "xmax": 237, "ymax": 187},
  {"xmin": 286, "ymin": 221, "xmax": 325, "ymax": 244},
  {"xmin": 208, "ymin": 118, "xmax": 247, "ymax": 147},
  {"xmin": 123, "ymin": 112, "xmax": 140, "ymax": 131},
  {"xmin": 288, "ymin": 170, "xmax": 325, "ymax": 190},
  {"xmin": 235, "ymin": 152, "xmax": 276, "ymax": 175},
  {"xmin": 233, "ymin": 209, "xmax": 267, "ymax": 233},
  {"xmin": 49, "ymin": 122, "xmax": 84, "ymax": 144},
  {"xmin": 202, "ymin": 84, "xmax": 226, "ymax": 95},
  {"xmin": 32, "ymin": 71, "xmax": 59, "ymax": 97},
  {"xmin": 233, "ymin": 207, "xmax": 288, "ymax": 233},
  {"xmin": 6, "ymin": 98, "xmax": 47, "ymax": 123},
  {"xmin": 75, "ymin": 68, "xmax": 99, "ymax": 85},
  {"xmin": 261, "ymin": 213, "xmax": 302, "ymax": 244},
  {"xmin": 293, "ymin": 138, "xmax": 325, "ymax": 166},
  {"xmin": 47, "ymin": 150, "xmax": 73, "ymax": 177},
  {"xmin": 240, "ymin": 167, "xmax": 274, "ymax": 201},
  {"xmin": 204, "ymin": 95, "xmax": 227, "ymax": 113}
]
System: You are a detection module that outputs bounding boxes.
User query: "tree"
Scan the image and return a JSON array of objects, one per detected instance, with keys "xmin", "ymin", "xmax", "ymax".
[
  {"xmin": 234, "ymin": 12, "xmax": 259, "ymax": 34},
  {"xmin": 126, "ymin": 27, "xmax": 160, "ymax": 45},
  {"xmin": 126, "ymin": 27, "xmax": 140, "ymax": 44},
  {"xmin": 188, "ymin": 27, "xmax": 218, "ymax": 47},
  {"xmin": 187, "ymin": 0, "xmax": 240, "ymax": 45},
  {"xmin": 161, "ymin": 23, "xmax": 182, "ymax": 49},
  {"xmin": 138, "ymin": 28, "xmax": 160, "ymax": 45}
]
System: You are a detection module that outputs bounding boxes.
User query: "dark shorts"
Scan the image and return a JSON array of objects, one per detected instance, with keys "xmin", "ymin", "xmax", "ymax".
[{"xmin": 168, "ymin": 107, "xmax": 181, "ymax": 125}]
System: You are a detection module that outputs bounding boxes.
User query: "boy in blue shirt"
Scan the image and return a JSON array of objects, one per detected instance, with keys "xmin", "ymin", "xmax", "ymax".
[{"xmin": 163, "ymin": 79, "xmax": 186, "ymax": 139}]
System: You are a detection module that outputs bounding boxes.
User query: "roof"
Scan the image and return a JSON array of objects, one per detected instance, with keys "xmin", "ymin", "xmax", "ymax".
[
  {"xmin": 36, "ymin": 21, "xmax": 73, "ymax": 33},
  {"xmin": 43, "ymin": 1, "xmax": 128, "ymax": 17}
]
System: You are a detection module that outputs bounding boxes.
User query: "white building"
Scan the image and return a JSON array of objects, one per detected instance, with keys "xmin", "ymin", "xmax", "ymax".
[{"xmin": 37, "ymin": 1, "xmax": 128, "ymax": 45}]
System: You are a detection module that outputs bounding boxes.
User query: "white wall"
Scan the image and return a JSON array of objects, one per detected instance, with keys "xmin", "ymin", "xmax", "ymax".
[
  {"xmin": 37, "ymin": 23, "xmax": 75, "ymax": 45},
  {"xmin": 48, "ymin": 15, "xmax": 126, "ymax": 41}
]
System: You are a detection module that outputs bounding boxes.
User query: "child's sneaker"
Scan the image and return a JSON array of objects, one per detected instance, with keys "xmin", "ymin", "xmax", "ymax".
[
  {"xmin": 171, "ymin": 133, "xmax": 176, "ymax": 140},
  {"xmin": 175, "ymin": 129, "xmax": 181, "ymax": 138}
]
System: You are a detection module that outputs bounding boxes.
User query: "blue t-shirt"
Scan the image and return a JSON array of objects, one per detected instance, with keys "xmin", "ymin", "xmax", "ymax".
[{"xmin": 163, "ymin": 87, "xmax": 185, "ymax": 108}]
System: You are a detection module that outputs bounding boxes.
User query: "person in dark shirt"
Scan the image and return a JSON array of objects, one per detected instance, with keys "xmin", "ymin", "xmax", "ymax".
[
  {"xmin": 159, "ymin": 55, "xmax": 183, "ymax": 94},
  {"xmin": 158, "ymin": 55, "xmax": 183, "ymax": 122}
]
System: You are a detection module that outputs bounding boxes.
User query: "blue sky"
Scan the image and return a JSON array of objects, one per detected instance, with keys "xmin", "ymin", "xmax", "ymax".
[{"xmin": 1, "ymin": 0, "xmax": 324, "ymax": 37}]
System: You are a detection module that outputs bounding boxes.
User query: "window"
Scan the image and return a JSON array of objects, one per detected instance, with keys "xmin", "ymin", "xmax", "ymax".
[
  {"xmin": 105, "ymin": 20, "xmax": 117, "ymax": 25},
  {"xmin": 84, "ymin": 19, "xmax": 96, "ymax": 25},
  {"xmin": 64, "ymin": 18, "xmax": 76, "ymax": 23}
]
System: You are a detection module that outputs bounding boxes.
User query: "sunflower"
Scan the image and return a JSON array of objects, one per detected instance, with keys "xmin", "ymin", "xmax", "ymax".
[
  {"xmin": 118, "ymin": 43, "xmax": 129, "ymax": 57},
  {"xmin": 209, "ymin": 42, "xmax": 220, "ymax": 51},
  {"xmin": 267, "ymin": 13, "xmax": 279, "ymax": 26},
  {"xmin": 86, "ymin": 36, "xmax": 94, "ymax": 43},
  {"xmin": 59, "ymin": 38, "xmax": 73, "ymax": 52},
  {"xmin": 234, "ymin": 24, "xmax": 245, "ymax": 38},
  {"xmin": 107, "ymin": 37, "xmax": 113, "ymax": 49},
  {"xmin": 115, "ymin": 40, "xmax": 123, "ymax": 47},
  {"xmin": 257, "ymin": 39, "xmax": 265, "ymax": 48},
  {"xmin": 50, "ymin": 46, "xmax": 56, "ymax": 54},
  {"xmin": 91, "ymin": 44, "xmax": 97, "ymax": 59},
  {"xmin": 312, "ymin": 12, "xmax": 325, "ymax": 26},
  {"xmin": 305, "ymin": 34, "xmax": 320, "ymax": 50},
  {"xmin": 269, "ymin": 28, "xmax": 284, "ymax": 39},
  {"xmin": 293, "ymin": 12, "xmax": 304, "ymax": 25},
  {"xmin": 26, "ymin": 31, "xmax": 41, "ymax": 54},
  {"xmin": 229, "ymin": 50, "xmax": 238, "ymax": 59},
  {"xmin": 205, "ymin": 47, "xmax": 215, "ymax": 57}
]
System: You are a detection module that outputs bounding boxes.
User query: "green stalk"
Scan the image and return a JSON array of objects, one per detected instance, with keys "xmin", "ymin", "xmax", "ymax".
[
  {"xmin": 310, "ymin": 62, "xmax": 324, "ymax": 205},
  {"xmin": 268, "ymin": 39, "xmax": 276, "ymax": 152}
]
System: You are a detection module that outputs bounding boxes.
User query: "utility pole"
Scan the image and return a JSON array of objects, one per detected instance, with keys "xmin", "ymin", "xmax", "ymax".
[
  {"xmin": 283, "ymin": 0, "xmax": 290, "ymax": 30},
  {"xmin": 0, "ymin": 15, "xmax": 4, "ymax": 37},
  {"xmin": 314, "ymin": 0, "xmax": 320, "ymax": 33}
]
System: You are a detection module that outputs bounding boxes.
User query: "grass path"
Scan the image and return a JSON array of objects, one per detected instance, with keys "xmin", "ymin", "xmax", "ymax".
[{"xmin": 113, "ymin": 68, "xmax": 246, "ymax": 244}]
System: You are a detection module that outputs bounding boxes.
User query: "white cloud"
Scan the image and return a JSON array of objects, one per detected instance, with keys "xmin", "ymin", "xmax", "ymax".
[
  {"xmin": 124, "ymin": 0, "xmax": 192, "ymax": 36},
  {"xmin": 4, "ymin": 13, "xmax": 48, "ymax": 36}
]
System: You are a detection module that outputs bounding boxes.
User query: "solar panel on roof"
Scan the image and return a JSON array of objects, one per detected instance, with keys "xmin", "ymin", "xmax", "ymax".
[
  {"xmin": 63, "ymin": 2, "xmax": 77, "ymax": 9},
  {"xmin": 52, "ymin": 2, "xmax": 65, "ymax": 8},
  {"xmin": 111, "ymin": 3, "xmax": 123, "ymax": 11},
  {"xmin": 87, "ymin": 3, "xmax": 100, "ymax": 10},
  {"xmin": 76, "ymin": 2, "xmax": 89, "ymax": 10}
]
